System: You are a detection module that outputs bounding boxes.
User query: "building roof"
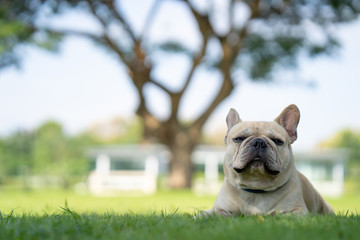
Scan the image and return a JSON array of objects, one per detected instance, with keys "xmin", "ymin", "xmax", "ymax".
[{"xmin": 294, "ymin": 148, "xmax": 348, "ymax": 163}]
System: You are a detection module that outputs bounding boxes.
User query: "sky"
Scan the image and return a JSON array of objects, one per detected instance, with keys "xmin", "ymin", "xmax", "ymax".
[{"xmin": 0, "ymin": 1, "xmax": 360, "ymax": 151}]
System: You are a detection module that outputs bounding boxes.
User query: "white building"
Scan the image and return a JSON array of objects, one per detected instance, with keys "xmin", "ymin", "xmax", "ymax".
[
  {"xmin": 87, "ymin": 145, "xmax": 168, "ymax": 195},
  {"xmin": 295, "ymin": 149, "xmax": 348, "ymax": 197},
  {"xmin": 87, "ymin": 145, "xmax": 347, "ymax": 197}
]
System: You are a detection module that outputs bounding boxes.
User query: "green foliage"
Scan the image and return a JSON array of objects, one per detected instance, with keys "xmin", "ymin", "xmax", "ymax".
[
  {"xmin": 0, "ymin": 19, "xmax": 32, "ymax": 67},
  {"xmin": 0, "ymin": 131, "xmax": 35, "ymax": 176},
  {"xmin": 240, "ymin": 34, "xmax": 300, "ymax": 79},
  {"xmin": 154, "ymin": 41, "xmax": 193, "ymax": 55},
  {"xmin": 0, "ymin": 0, "xmax": 66, "ymax": 68}
]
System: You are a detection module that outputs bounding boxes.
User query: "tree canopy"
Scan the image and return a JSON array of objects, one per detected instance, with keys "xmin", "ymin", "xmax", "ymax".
[{"xmin": 1, "ymin": 0, "xmax": 359, "ymax": 76}]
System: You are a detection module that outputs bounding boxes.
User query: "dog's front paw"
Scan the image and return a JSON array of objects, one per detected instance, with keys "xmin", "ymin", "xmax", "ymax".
[
  {"xmin": 195, "ymin": 208, "xmax": 237, "ymax": 219},
  {"xmin": 194, "ymin": 209, "xmax": 215, "ymax": 219},
  {"xmin": 267, "ymin": 207, "xmax": 307, "ymax": 216}
]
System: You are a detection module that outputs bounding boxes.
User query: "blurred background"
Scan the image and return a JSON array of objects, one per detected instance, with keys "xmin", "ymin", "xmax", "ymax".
[{"xmin": 0, "ymin": 0, "xmax": 360, "ymax": 213}]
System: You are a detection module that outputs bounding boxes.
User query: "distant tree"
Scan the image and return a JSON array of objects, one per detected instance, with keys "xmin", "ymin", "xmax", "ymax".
[
  {"xmin": 320, "ymin": 128, "xmax": 360, "ymax": 181},
  {"xmin": 33, "ymin": 121, "xmax": 66, "ymax": 174},
  {"xmin": 320, "ymin": 129, "xmax": 360, "ymax": 162},
  {"xmin": 0, "ymin": 131, "xmax": 35, "ymax": 177},
  {"xmin": 1, "ymin": 0, "xmax": 360, "ymax": 188},
  {"xmin": 33, "ymin": 121, "xmax": 91, "ymax": 187},
  {"xmin": 61, "ymin": 132, "xmax": 95, "ymax": 186}
]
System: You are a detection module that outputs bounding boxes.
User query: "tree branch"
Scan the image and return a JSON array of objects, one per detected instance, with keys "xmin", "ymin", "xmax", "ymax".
[
  {"xmin": 102, "ymin": 35, "xmax": 132, "ymax": 68},
  {"xmin": 86, "ymin": 0, "xmax": 107, "ymax": 27},
  {"xmin": 104, "ymin": 0, "xmax": 137, "ymax": 42},
  {"xmin": 183, "ymin": 0, "xmax": 216, "ymax": 37},
  {"xmin": 192, "ymin": 72, "xmax": 234, "ymax": 130},
  {"xmin": 149, "ymin": 79, "xmax": 173, "ymax": 95},
  {"xmin": 104, "ymin": 0, "xmax": 171, "ymax": 121},
  {"xmin": 229, "ymin": 0, "xmax": 235, "ymax": 30},
  {"xmin": 250, "ymin": 0, "xmax": 260, "ymax": 18},
  {"xmin": 189, "ymin": 0, "xmax": 261, "ymax": 130},
  {"xmin": 40, "ymin": 27, "xmax": 100, "ymax": 41},
  {"xmin": 139, "ymin": 0, "xmax": 162, "ymax": 42},
  {"xmin": 167, "ymin": 35, "xmax": 209, "ymax": 121},
  {"xmin": 164, "ymin": 0, "xmax": 215, "ymax": 121},
  {"xmin": 98, "ymin": 1, "xmax": 170, "ymax": 137},
  {"xmin": 39, "ymin": 25, "xmax": 135, "ymax": 73},
  {"xmin": 188, "ymin": 0, "xmax": 261, "ymax": 130},
  {"xmin": 229, "ymin": 0, "xmax": 261, "ymax": 63},
  {"xmin": 180, "ymin": 37, "xmax": 208, "ymax": 96},
  {"xmin": 36, "ymin": 22, "xmax": 163, "ymax": 140}
]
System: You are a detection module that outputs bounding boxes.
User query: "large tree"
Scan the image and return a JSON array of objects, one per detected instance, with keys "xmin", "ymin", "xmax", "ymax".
[{"xmin": 1, "ymin": 0, "xmax": 359, "ymax": 188}]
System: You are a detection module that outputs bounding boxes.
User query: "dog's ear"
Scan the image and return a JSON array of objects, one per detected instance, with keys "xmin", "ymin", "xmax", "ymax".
[
  {"xmin": 225, "ymin": 108, "xmax": 241, "ymax": 143},
  {"xmin": 274, "ymin": 104, "xmax": 300, "ymax": 144},
  {"xmin": 226, "ymin": 108, "xmax": 241, "ymax": 131}
]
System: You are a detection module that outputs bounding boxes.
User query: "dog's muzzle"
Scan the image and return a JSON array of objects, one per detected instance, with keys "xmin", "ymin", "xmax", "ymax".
[{"xmin": 233, "ymin": 138, "xmax": 280, "ymax": 175}]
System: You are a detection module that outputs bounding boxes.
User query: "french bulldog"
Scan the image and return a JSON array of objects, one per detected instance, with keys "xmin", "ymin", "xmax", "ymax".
[{"xmin": 201, "ymin": 104, "xmax": 334, "ymax": 216}]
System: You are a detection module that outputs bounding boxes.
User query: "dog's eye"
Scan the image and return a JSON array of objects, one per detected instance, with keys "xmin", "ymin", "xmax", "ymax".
[
  {"xmin": 233, "ymin": 137, "xmax": 247, "ymax": 143},
  {"xmin": 272, "ymin": 138, "xmax": 284, "ymax": 146}
]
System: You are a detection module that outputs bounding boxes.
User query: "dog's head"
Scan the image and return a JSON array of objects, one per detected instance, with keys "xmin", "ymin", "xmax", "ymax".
[{"xmin": 223, "ymin": 104, "xmax": 300, "ymax": 191}]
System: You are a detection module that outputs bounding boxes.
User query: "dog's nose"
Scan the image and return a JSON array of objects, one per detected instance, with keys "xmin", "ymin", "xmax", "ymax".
[{"xmin": 252, "ymin": 138, "xmax": 267, "ymax": 149}]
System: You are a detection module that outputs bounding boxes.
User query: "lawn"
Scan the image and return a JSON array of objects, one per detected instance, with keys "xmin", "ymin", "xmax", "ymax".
[
  {"xmin": 1, "ymin": 211, "xmax": 360, "ymax": 240},
  {"xmin": 0, "ymin": 189, "xmax": 359, "ymax": 239},
  {"xmin": 0, "ymin": 189, "xmax": 215, "ymax": 215},
  {"xmin": 0, "ymin": 188, "xmax": 359, "ymax": 215}
]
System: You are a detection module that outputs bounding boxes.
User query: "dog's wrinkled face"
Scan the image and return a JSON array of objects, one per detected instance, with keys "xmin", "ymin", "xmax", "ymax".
[{"xmin": 224, "ymin": 105, "xmax": 300, "ymax": 191}]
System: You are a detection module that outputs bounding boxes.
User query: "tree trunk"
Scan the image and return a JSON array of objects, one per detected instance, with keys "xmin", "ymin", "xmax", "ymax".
[
  {"xmin": 169, "ymin": 144, "xmax": 193, "ymax": 189},
  {"xmin": 167, "ymin": 130, "xmax": 197, "ymax": 189}
]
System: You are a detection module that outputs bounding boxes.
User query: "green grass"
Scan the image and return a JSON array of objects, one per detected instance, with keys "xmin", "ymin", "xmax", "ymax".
[
  {"xmin": 0, "ymin": 188, "xmax": 359, "ymax": 215},
  {"xmin": 0, "ymin": 189, "xmax": 215, "ymax": 215},
  {"xmin": 326, "ymin": 194, "xmax": 360, "ymax": 214},
  {"xmin": 1, "ymin": 212, "xmax": 359, "ymax": 240},
  {"xmin": 0, "ymin": 189, "xmax": 360, "ymax": 239}
]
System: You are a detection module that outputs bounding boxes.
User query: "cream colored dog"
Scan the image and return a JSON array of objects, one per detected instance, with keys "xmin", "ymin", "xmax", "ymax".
[{"xmin": 202, "ymin": 104, "xmax": 333, "ymax": 216}]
